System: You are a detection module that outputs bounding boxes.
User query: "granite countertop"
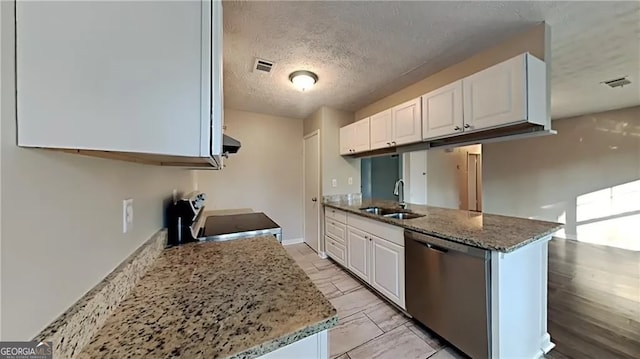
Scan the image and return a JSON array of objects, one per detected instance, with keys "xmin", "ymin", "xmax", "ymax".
[
  {"xmin": 77, "ymin": 236, "xmax": 337, "ymax": 359},
  {"xmin": 325, "ymin": 199, "xmax": 563, "ymax": 252}
]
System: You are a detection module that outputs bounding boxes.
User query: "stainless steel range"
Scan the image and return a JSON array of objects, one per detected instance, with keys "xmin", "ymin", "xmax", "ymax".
[
  {"xmin": 198, "ymin": 212, "xmax": 282, "ymax": 242},
  {"xmin": 166, "ymin": 191, "xmax": 282, "ymax": 246}
]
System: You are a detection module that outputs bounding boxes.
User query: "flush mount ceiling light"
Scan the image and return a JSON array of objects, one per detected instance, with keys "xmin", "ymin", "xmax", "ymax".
[{"xmin": 289, "ymin": 70, "xmax": 318, "ymax": 91}]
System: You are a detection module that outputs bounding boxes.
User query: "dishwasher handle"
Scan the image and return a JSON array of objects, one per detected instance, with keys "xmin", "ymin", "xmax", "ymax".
[
  {"xmin": 405, "ymin": 230, "xmax": 488, "ymax": 260},
  {"xmin": 417, "ymin": 241, "xmax": 449, "ymax": 254}
]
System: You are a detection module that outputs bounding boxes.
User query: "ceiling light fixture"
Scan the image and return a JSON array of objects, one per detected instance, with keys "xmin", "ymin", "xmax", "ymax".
[{"xmin": 289, "ymin": 70, "xmax": 318, "ymax": 91}]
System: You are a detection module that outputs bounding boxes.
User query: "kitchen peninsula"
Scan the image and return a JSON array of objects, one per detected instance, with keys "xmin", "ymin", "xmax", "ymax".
[{"xmin": 323, "ymin": 199, "xmax": 563, "ymax": 359}]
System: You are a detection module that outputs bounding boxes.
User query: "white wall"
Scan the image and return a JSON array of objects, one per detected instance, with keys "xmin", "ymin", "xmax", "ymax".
[
  {"xmin": 1, "ymin": 0, "xmax": 193, "ymax": 339},
  {"xmin": 483, "ymin": 106, "xmax": 640, "ymax": 248},
  {"xmin": 195, "ymin": 109, "xmax": 304, "ymax": 241},
  {"xmin": 304, "ymin": 107, "xmax": 360, "ymax": 196},
  {"xmin": 320, "ymin": 107, "xmax": 360, "ymax": 196}
]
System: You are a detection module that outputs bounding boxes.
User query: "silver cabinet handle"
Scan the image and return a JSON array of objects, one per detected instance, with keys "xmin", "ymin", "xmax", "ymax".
[
  {"xmin": 311, "ymin": 197, "xmax": 317, "ymax": 202},
  {"xmin": 464, "ymin": 124, "xmax": 472, "ymax": 129},
  {"xmin": 454, "ymin": 126, "xmax": 461, "ymax": 131},
  {"xmin": 392, "ymin": 141, "xmax": 396, "ymax": 145},
  {"xmin": 387, "ymin": 142, "xmax": 391, "ymax": 146}
]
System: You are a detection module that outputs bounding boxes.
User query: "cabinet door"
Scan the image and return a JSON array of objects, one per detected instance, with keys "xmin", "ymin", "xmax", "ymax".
[
  {"xmin": 16, "ymin": 1, "xmax": 205, "ymax": 156},
  {"xmin": 392, "ymin": 98, "xmax": 422, "ymax": 146},
  {"xmin": 463, "ymin": 54, "xmax": 526, "ymax": 131},
  {"xmin": 369, "ymin": 110, "xmax": 393, "ymax": 150},
  {"xmin": 325, "ymin": 236, "xmax": 346, "ymax": 266},
  {"xmin": 422, "ymin": 81, "xmax": 464, "ymax": 140},
  {"xmin": 370, "ymin": 236, "xmax": 405, "ymax": 308},
  {"xmin": 346, "ymin": 227, "xmax": 370, "ymax": 282},
  {"xmin": 352, "ymin": 118, "xmax": 371, "ymax": 153},
  {"xmin": 339, "ymin": 125, "xmax": 353, "ymax": 155}
]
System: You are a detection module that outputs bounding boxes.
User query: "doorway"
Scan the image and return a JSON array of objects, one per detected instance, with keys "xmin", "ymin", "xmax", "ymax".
[
  {"xmin": 303, "ymin": 131, "xmax": 320, "ymax": 253},
  {"xmin": 467, "ymin": 153, "xmax": 482, "ymax": 212}
]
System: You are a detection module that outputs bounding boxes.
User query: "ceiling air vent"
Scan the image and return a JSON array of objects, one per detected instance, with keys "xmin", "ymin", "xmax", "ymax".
[
  {"xmin": 602, "ymin": 76, "xmax": 631, "ymax": 88},
  {"xmin": 253, "ymin": 58, "xmax": 275, "ymax": 74}
]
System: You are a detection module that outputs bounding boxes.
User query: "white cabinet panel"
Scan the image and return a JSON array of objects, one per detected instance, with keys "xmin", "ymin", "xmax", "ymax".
[
  {"xmin": 258, "ymin": 330, "xmax": 328, "ymax": 359},
  {"xmin": 16, "ymin": 1, "xmax": 221, "ymax": 159},
  {"xmin": 463, "ymin": 55, "xmax": 526, "ymax": 131},
  {"xmin": 369, "ymin": 110, "xmax": 393, "ymax": 150},
  {"xmin": 346, "ymin": 227, "xmax": 370, "ymax": 282},
  {"xmin": 325, "ymin": 220, "xmax": 346, "ymax": 245},
  {"xmin": 422, "ymin": 81, "xmax": 464, "ymax": 140},
  {"xmin": 370, "ymin": 236, "xmax": 405, "ymax": 309},
  {"xmin": 340, "ymin": 118, "xmax": 370, "ymax": 154},
  {"xmin": 392, "ymin": 98, "xmax": 422, "ymax": 146},
  {"xmin": 339, "ymin": 125, "xmax": 352, "ymax": 155},
  {"xmin": 325, "ymin": 236, "xmax": 346, "ymax": 266},
  {"xmin": 352, "ymin": 118, "xmax": 371, "ymax": 153}
]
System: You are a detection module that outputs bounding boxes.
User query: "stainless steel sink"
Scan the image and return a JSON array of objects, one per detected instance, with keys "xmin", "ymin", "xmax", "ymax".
[
  {"xmin": 383, "ymin": 212, "xmax": 425, "ymax": 220},
  {"xmin": 360, "ymin": 207, "xmax": 398, "ymax": 215}
]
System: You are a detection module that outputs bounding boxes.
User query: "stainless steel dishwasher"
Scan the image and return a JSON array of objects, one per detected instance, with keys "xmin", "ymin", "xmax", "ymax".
[{"xmin": 405, "ymin": 230, "xmax": 490, "ymax": 359}]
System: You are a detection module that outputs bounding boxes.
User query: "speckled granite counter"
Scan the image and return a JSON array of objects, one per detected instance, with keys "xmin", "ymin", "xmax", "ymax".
[
  {"xmin": 325, "ymin": 199, "xmax": 562, "ymax": 252},
  {"xmin": 77, "ymin": 236, "xmax": 337, "ymax": 359}
]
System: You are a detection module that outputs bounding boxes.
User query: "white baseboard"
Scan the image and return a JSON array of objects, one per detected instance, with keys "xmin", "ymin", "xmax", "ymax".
[{"xmin": 282, "ymin": 237, "xmax": 304, "ymax": 246}]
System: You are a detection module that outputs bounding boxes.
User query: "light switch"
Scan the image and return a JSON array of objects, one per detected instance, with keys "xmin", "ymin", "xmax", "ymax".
[
  {"xmin": 348, "ymin": 177, "xmax": 353, "ymax": 185},
  {"xmin": 123, "ymin": 198, "xmax": 133, "ymax": 233},
  {"xmin": 332, "ymin": 179, "xmax": 337, "ymax": 188}
]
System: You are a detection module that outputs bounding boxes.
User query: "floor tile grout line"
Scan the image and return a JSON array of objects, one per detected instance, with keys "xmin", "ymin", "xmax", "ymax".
[{"xmin": 362, "ymin": 311, "xmax": 385, "ymax": 333}]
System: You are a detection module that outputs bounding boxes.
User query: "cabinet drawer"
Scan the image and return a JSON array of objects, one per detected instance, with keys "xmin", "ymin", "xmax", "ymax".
[
  {"xmin": 325, "ymin": 220, "xmax": 346, "ymax": 243},
  {"xmin": 325, "ymin": 207, "xmax": 347, "ymax": 223},
  {"xmin": 347, "ymin": 213, "xmax": 404, "ymax": 247},
  {"xmin": 325, "ymin": 236, "xmax": 346, "ymax": 265}
]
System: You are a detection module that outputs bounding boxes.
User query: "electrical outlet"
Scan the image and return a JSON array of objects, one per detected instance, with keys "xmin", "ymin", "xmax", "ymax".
[
  {"xmin": 332, "ymin": 179, "xmax": 337, "ymax": 188},
  {"xmin": 348, "ymin": 177, "xmax": 353, "ymax": 185},
  {"xmin": 123, "ymin": 198, "xmax": 133, "ymax": 233}
]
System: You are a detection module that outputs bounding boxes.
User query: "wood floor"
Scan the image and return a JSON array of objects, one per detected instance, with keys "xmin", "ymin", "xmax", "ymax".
[
  {"xmin": 287, "ymin": 238, "xmax": 640, "ymax": 359},
  {"xmin": 547, "ymin": 237, "xmax": 640, "ymax": 359}
]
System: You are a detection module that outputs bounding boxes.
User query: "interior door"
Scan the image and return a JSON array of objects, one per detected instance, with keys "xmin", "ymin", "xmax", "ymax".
[
  {"xmin": 392, "ymin": 98, "xmax": 422, "ymax": 146},
  {"xmin": 467, "ymin": 153, "xmax": 480, "ymax": 212},
  {"xmin": 405, "ymin": 150, "xmax": 428, "ymax": 205},
  {"xmin": 346, "ymin": 227, "xmax": 370, "ymax": 282},
  {"xmin": 369, "ymin": 110, "xmax": 393, "ymax": 150},
  {"xmin": 422, "ymin": 80, "xmax": 464, "ymax": 140},
  {"xmin": 304, "ymin": 131, "xmax": 320, "ymax": 252}
]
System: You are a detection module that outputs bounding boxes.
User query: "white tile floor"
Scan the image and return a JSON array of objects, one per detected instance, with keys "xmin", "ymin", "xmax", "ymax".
[{"xmin": 285, "ymin": 243, "xmax": 468, "ymax": 359}]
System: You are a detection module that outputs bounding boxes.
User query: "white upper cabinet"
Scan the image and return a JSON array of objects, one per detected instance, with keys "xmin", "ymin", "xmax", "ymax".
[
  {"xmin": 339, "ymin": 126, "xmax": 353, "ymax": 155},
  {"xmin": 422, "ymin": 81, "xmax": 464, "ymax": 140},
  {"xmin": 16, "ymin": 1, "xmax": 224, "ymax": 167},
  {"xmin": 369, "ymin": 109, "xmax": 393, "ymax": 150},
  {"xmin": 391, "ymin": 98, "xmax": 422, "ymax": 146},
  {"xmin": 339, "ymin": 118, "xmax": 370, "ymax": 155},
  {"xmin": 352, "ymin": 119, "xmax": 371, "ymax": 153},
  {"xmin": 462, "ymin": 53, "xmax": 546, "ymax": 131}
]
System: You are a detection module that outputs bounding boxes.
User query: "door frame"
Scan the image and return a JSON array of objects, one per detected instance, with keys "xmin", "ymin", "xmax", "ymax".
[
  {"xmin": 303, "ymin": 130, "xmax": 324, "ymax": 257},
  {"xmin": 467, "ymin": 153, "xmax": 482, "ymax": 212}
]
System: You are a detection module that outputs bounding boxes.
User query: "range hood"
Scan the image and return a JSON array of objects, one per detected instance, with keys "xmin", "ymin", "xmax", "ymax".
[{"xmin": 223, "ymin": 134, "xmax": 241, "ymax": 154}]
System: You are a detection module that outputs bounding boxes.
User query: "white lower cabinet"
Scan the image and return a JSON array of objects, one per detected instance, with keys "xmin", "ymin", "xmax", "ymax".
[
  {"xmin": 324, "ymin": 208, "xmax": 406, "ymax": 310},
  {"xmin": 325, "ymin": 236, "xmax": 346, "ymax": 266},
  {"xmin": 346, "ymin": 227, "xmax": 370, "ymax": 282},
  {"xmin": 370, "ymin": 235, "xmax": 405, "ymax": 308},
  {"xmin": 258, "ymin": 329, "xmax": 328, "ymax": 359}
]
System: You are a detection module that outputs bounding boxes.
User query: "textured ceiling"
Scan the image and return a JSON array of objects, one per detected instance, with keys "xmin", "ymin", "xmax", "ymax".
[{"xmin": 222, "ymin": 1, "xmax": 640, "ymax": 120}]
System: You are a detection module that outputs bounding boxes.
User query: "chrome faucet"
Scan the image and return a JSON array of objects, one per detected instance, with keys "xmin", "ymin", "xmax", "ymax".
[{"xmin": 394, "ymin": 179, "xmax": 406, "ymax": 209}]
